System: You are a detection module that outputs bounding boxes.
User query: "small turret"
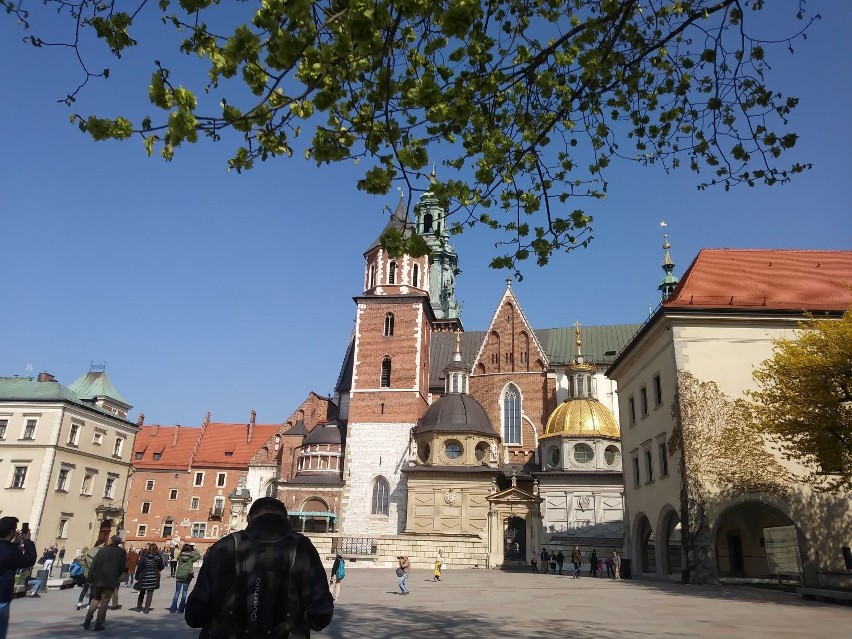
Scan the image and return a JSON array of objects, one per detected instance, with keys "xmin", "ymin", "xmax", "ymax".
[{"xmin": 658, "ymin": 227, "xmax": 679, "ymax": 301}]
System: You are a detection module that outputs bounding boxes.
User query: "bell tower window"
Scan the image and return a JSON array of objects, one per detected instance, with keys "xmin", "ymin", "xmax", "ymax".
[
  {"xmin": 412, "ymin": 264, "xmax": 419, "ymax": 288},
  {"xmin": 380, "ymin": 357, "xmax": 392, "ymax": 388},
  {"xmin": 388, "ymin": 261, "xmax": 397, "ymax": 284},
  {"xmin": 384, "ymin": 313, "xmax": 394, "ymax": 337}
]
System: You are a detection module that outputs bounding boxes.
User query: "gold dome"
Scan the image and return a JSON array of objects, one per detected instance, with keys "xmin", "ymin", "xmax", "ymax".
[{"xmin": 542, "ymin": 398, "xmax": 620, "ymax": 439}]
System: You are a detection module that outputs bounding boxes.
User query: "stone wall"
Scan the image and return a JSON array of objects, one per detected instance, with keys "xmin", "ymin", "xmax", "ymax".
[
  {"xmin": 307, "ymin": 532, "xmax": 488, "ymax": 569},
  {"xmin": 340, "ymin": 422, "xmax": 414, "ymax": 535}
]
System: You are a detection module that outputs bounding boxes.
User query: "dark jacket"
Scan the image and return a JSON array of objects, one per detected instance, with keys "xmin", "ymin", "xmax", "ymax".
[
  {"xmin": 185, "ymin": 513, "xmax": 333, "ymax": 638},
  {"xmin": 88, "ymin": 543, "xmax": 127, "ymax": 589},
  {"xmin": 0, "ymin": 539, "xmax": 36, "ymax": 604},
  {"xmin": 135, "ymin": 551, "xmax": 164, "ymax": 590}
]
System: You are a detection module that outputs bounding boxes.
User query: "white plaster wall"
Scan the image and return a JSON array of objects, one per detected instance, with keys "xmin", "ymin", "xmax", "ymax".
[
  {"xmin": 539, "ymin": 479, "xmax": 625, "ymax": 538},
  {"xmin": 341, "ymin": 422, "xmax": 414, "ymax": 536}
]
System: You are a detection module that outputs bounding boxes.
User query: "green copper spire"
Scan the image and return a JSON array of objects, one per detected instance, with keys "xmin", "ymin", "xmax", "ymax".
[
  {"xmin": 414, "ymin": 173, "xmax": 461, "ymax": 322},
  {"xmin": 658, "ymin": 228, "xmax": 679, "ymax": 301}
]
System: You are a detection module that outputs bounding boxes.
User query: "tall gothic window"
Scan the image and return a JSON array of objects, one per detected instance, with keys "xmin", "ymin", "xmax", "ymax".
[
  {"xmin": 384, "ymin": 313, "xmax": 394, "ymax": 337},
  {"xmin": 380, "ymin": 356, "xmax": 392, "ymax": 388},
  {"xmin": 412, "ymin": 264, "xmax": 419, "ymax": 288},
  {"xmin": 503, "ymin": 384, "xmax": 521, "ymax": 444},
  {"xmin": 388, "ymin": 261, "xmax": 397, "ymax": 284},
  {"xmin": 371, "ymin": 476, "xmax": 390, "ymax": 515}
]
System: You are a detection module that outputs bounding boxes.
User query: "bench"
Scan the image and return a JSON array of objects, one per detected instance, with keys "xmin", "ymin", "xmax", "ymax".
[
  {"xmin": 798, "ymin": 587, "xmax": 852, "ymax": 605},
  {"xmin": 46, "ymin": 577, "xmax": 75, "ymax": 590}
]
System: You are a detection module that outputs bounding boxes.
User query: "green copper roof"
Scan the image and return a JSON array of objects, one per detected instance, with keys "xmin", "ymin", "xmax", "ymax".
[
  {"xmin": 0, "ymin": 377, "xmax": 84, "ymax": 403},
  {"xmin": 68, "ymin": 370, "xmax": 130, "ymax": 407}
]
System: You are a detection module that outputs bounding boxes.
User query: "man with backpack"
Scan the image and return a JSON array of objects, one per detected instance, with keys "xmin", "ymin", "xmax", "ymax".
[
  {"xmin": 329, "ymin": 553, "xmax": 344, "ymax": 602},
  {"xmin": 185, "ymin": 497, "xmax": 333, "ymax": 638}
]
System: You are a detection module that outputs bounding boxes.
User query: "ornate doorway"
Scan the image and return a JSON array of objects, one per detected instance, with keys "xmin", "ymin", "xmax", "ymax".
[{"xmin": 504, "ymin": 516, "xmax": 526, "ymax": 560}]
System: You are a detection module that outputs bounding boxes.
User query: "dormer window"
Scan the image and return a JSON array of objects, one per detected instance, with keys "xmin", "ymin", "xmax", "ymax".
[{"xmin": 388, "ymin": 261, "xmax": 397, "ymax": 284}]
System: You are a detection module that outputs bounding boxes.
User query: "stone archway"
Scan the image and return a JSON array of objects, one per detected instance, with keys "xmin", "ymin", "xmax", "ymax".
[
  {"xmin": 633, "ymin": 513, "xmax": 655, "ymax": 574},
  {"xmin": 713, "ymin": 501, "xmax": 799, "ymax": 578},
  {"xmin": 657, "ymin": 507, "xmax": 682, "ymax": 577},
  {"xmin": 504, "ymin": 516, "xmax": 526, "ymax": 560}
]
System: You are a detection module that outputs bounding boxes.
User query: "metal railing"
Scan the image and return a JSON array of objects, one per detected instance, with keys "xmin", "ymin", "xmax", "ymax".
[{"xmin": 331, "ymin": 537, "xmax": 377, "ymax": 556}]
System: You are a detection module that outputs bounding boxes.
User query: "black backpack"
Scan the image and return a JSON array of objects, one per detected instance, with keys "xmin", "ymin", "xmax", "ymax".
[{"xmin": 208, "ymin": 530, "xmax": 305, "ymax": 639}]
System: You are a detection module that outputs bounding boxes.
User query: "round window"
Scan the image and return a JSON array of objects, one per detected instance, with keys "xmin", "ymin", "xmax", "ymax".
[
  {"xmin": 604, "ymin": 445, "xmax": 620, "ymax": 466},
  {"xmin": 573, "ymin": 443, "xmax": 594, "ymax": 464},
  {"xmin": 418, "ymin": 442, "xmax": 431, "ymax": 463},
  {"xmin": 550, "ymin": 446, "xmax": 560, "ymax": 467},
  {"xmin": 475, "ymin": 442, "xmax": 489, "ymax": 462},
  {"xmin": 445, "ymin": 441, "xmax": 462, "ymax": 459}
]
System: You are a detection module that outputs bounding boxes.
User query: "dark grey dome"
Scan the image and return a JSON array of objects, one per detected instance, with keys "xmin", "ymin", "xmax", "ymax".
[
  {"xmin": 303, "ymin": 422, "xmax": 344, "ymax": 445},
  {"xmin": 415, "ymin": 394, "xmax": 497, "ymax": 436}
]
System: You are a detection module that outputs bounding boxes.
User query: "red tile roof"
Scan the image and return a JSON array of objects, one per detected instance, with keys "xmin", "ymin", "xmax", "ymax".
[
  {"xmin": 664, "ymin": 249, "xmax": 852, "ymax": 312},
  {"xmin": 133, "ymin": 425, "xmax": 202, "ymax": 470},
  {"xmin": 191, "ymin": 422, "xmax": 281, "ymax": 468}
]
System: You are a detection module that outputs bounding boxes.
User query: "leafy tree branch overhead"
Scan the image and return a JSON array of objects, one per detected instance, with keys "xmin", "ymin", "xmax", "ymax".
[{"xmin": 4, "ymin": 0, "xmax": 818, "ymax": 271}]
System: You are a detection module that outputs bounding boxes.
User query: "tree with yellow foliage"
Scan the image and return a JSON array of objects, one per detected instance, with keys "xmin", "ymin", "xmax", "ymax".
[{"xmin": 749, "ymin": 309, "xmax": 852, "ymax": 492}]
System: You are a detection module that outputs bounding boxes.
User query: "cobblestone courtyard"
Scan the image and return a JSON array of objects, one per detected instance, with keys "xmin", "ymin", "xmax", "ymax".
[{"xmin": 7, "ymin": 569, "xmax": 849, "ymax": 639}]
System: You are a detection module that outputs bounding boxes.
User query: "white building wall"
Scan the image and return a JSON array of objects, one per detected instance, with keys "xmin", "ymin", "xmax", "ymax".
[
  {"xmin": 341, "ymin": 422, "xmax": 414, "ymax": 536},
  {"xmin": 554, "ymin": 370, "xmax": 621, "ymax": 423}
]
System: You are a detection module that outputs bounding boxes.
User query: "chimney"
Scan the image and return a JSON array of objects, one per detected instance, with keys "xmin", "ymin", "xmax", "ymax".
[
  {"xmin": 204, "ymin": 411, "xmax": 211, "ymax": 427},
  {"xmin": 151, "ymin": 424, "xmax": 159, "ymax": 437},
  {"xmin": 37, "ymin": 372, "xmax": 56, "ymax": 382},
  {"xmin": 247, "ymin": 409, "xmax": 256, "ymax": 443},
  {"xmin": 137, "ymin": 413, "xmax": 145, "ymax": 428},
  {"xmin": 172, "ymin": 425, "xmax": 180, "ymax": 447}
]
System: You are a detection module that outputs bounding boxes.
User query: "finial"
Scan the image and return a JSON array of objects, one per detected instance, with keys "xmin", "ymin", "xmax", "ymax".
[
  {"xmin": 455, "ymin": 328, "xmax": 461, "ymax": 352},
  {"xmin": 397, "ymin": 186, "xmax": 404, "ymax": 200},
  {"xmin": 505, "ymin": 276, "xmax": 512, "ymax": 289},
  {"xmin": 574, "ymin": 321, "xmax": 583, "ymax": 362},
  {"xmin": 658, "ymin": 222, "xmax": 678, "ymax": 302},
  {"xmin": 511, "ymin": 468, "xmax": 517, "ymax": 487},
  {"xmin": 431, "ymin": 163, "xmax": 436, "ymax": 179}
]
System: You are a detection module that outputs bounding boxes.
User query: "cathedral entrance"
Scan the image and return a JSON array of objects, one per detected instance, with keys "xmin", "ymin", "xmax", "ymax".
[
  {"xmin": 714, "ymin": 501, "xmax": 799, "ymax": 579},
  {"xmin": 504, "ymin": 516, "xmax": 526, "ymax": 560}
]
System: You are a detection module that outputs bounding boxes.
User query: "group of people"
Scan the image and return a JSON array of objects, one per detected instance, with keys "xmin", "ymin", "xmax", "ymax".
[{"xmin": 532, "ymin": 546, "xmax": 622, "ymax": 579}]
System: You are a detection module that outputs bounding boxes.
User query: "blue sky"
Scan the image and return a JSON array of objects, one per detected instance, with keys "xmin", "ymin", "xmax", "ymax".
[{"xmin": 1, "ymin": 2, "xmax": 850, "ymax": 427}]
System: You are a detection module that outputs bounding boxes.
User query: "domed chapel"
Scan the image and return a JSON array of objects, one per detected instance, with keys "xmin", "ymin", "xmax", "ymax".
[{"xmin": 322, "ymin": 181, "xmax": 638, "ymax": 568}]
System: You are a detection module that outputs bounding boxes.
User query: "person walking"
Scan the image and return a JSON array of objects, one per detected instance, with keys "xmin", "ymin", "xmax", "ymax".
[
  {"xmin": 589, "ymin": 549, "xmax": 598, "ymax": 577},
  {"xmin": 42, "ymin": 544, "xmax": 57, "ymax": 576},
  {"xmin": 605, "ymin": 554, "xmax": 613, "ymax": 578},
  {"xmin": 613, "ymin": 550, "xmax": 621, "ymax": 580},
  {"xmin": 556, "ymin": 550, "xmax": 565, "ymax": 575},
  {"xmin": 433, "ymin": 549, "xmax": 443, "ymax": 582},
  {"xmin": 396, "ymin": 555, "xmax": 411, "ymax": 595},
  {"xmin": 169, "ymin": 546, "xmax": 178, "ymax": 578},
  {"xmin": 134, "ymin": 543, "xmax": 165, "ymax": 613},
  {"xmin": 0, "ymin": 516, "xmax": 37, "ymax": 639},
  {"xmin": 539, "ymin": 547, "xmax": 549, "ymax": 574},
  {"xmin": 69, "ymin": 556, "xmax": 86, "ymax": 589},
  {"xmin": 530, "ymin": 552, "xmax": 538, "ymax": 573},
  {"xmin": 571, "ymin": 545, "xmax": 582, "ymax": 578},
  {"xmin": 82, "ymin": 535, "xmax": 127, "ymax": 631},
  {"xmin": 329, "ymin": 553, "xmax": 344, "ymax": 602},
  {"xmin": 185, "ymin": 497, "xmax": 333, "ymax": 638},
  {"xmin": 126, "ymin": 546, "xmax": 139, "ymax": 588},
  {"xmin": 76, "ymin": 542, "xmax": 101, "ymax": 610},
  {"xmin": 168, "ymin": 544, "xmax": 200, "ymax": 614}
]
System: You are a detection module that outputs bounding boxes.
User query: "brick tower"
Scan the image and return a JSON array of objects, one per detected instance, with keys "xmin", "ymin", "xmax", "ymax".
[{"xmin": 340, "ymin": 198, "xmax": 436, "ymax": 535}]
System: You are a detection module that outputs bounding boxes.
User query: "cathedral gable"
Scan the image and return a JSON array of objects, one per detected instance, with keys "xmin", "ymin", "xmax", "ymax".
[{"xmin": 472, "ymin": 284, "xmax": 549, "ymax": 374}]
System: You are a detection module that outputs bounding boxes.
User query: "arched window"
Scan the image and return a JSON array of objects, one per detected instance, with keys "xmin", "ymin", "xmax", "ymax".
[
  {"xmin": 412, "ymin": 264, "xmax": 419, "ymax": 288},
  {"xmin": 423, "ymin": 213, "xmax": 433, "ymax": 233},
  {"xmin": 503, "ymin": 384, "xmax": 521, "ymax": 444},
  {"xmin": 380, "ymin": 356, "xmax": 392, "ymax": 388},
  {"xmin": 384, "ymin": 313, "xmax": 394, "ymax": 337},
  {"xmin": 388, "ymin": 261, "xmax": 397, "ymax": 284},
  {"xmin": 371, "ymin": 476, "xmax": 390, "ymax": 515},
  {"xmin": 265, "ymin": 481, "xmax": 277, "ymax": 497}
]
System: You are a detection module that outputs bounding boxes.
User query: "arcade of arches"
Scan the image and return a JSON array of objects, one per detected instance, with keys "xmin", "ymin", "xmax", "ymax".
[{"xmin": 633, "ymin": 501, "xmax": 799, "ymax": 581}]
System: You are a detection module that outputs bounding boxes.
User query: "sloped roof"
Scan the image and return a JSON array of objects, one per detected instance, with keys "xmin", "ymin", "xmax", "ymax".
[
  {"xmin": 68, "ymin": 370, "xmax": 130, "ymax": 407},
  {"xmin": 192, "ymin": 422, "xmax": 281, "ymax": 468},
  {"xmin": 283, "ymin": 419, "xmax": 310, "ymax": 437},
  {"xmin": 302, "ymin": 422, "xmax": 344, "ymax": 446},
  {"xmin": 365, "ymin": 199, "xmax": 415, "ymax": 254},
  {"xmin": 133, "ymin": 425, "xmax": 203, "ymax": 470},
  {"xmin": 0, "ymin": 376, "xmax": 135, "ymax": 424},
  {"xmin": 664, "ymin": 249, "xmax": 852, "ymax": 311},
  {"xmin": 428, "ymin": 324, "xmax": 641, "ymax": 388}
]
